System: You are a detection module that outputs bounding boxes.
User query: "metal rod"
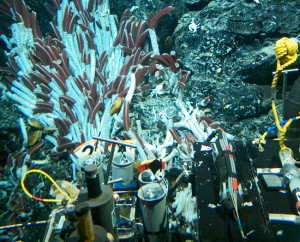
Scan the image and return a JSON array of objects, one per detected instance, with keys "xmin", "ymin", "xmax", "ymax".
[
  {"xmin": 105, "ymin": 143, "xmax": 116, "ymax": 184},
  {"xmin": 282, "ymin": 72, "xmax": 287, "ymax": 101},
  {"xmin": 257, "ymin": 168, "xmax": 300, "ymax": 175},
  {"xmin": 0, "ymin": 220, "xmax": 48, "ymax": 230},
  {"xmin": 107, "ymin": 178, "xmax": 123, "ymax": 184},
  {"xmin": 256, "ymin": 168, "xmax": 282, "ymax": 174},
  {"xmin": 271, "ymin": 68, "xmax": 298, "ymax": 105},
  {"xmin": 272, "ymin": 68, "xmax": 299, "ymax": 75},
  {"xmin": 115, "ymin": 204, "xmax": 134, "ymax": 207},
  {"xmin": 92, "ymin": 136, "xmax": 137, "ymax": 149},
  {"xmin": 114, "ymin": 190, "xmax": 138, "ymax": 193},
  {"xmin": 282, "ymin": 72, "xmax": 287, "ymax": 116},
  {"xmin": 269, "ymin": 213, "xmax": 300, "ymax": 224}
]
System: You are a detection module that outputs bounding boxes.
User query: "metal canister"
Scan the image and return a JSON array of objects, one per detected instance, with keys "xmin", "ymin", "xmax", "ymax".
[
  {"xmin": 112, "ymin": 152, "xmax": 134, "ymax": 185},
  {"xmin": 138, "ymin": 183, "xmax": 168, "ymax": 233}
]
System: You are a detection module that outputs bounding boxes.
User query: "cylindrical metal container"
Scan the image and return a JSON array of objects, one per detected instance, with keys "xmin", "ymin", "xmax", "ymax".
[
  {"xmin": 87, "ymin": 185, "xmax": 115, "ymax": 233},
  {"xmin": 79, "ymin": 165, "xmax": 116, "ymax": 235},
  {"xmin": 138, "ymin": 170, "xmax": 156, "ymax": 186},
  {"xmin": 78, "ymin": 156, "xmax": 104, "ymax": 186},
  {"xmin": 138, "ymin": 183, "xmax": 168, "ymax": 233},
  {"xmin": 112, "ymin": 152, "xmax": 134, "ymax": 185}
]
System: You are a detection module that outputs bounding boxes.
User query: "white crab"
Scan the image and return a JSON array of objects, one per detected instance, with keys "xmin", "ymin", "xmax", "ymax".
[
  {"xmin": 188, "ymin": 18, "xmax": 200, "ymax": 33},
  {"xmin": 150, "ymin": 81, "xmax": 169, "ymax": 97}
]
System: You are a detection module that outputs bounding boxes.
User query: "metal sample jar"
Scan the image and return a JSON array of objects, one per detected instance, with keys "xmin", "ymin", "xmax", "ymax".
[
  {"xmin": 138, "ymin": 183, "xmax": 168, "ymax": 233},
  {"xmin": 112, "ymin": 152, "xmax": 134, "ymax": 185}
]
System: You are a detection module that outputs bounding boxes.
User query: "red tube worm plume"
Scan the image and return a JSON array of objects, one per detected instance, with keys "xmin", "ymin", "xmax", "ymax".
[
  {"xmin": 184, "ymin": 132, "xmax": 195, "ymax": 154},
  {"xmin": 151, "ymin": 54, "xmax": 178, "ymax": 73},
  {"xmin": 28, "ymin": 140, "xmax": 44, "ymax": 156},
  {"xmin": 123, "ymin": 101, "xmax": 130, "ymax": 131},
  {"xmin": 148, "ymin": 6, "xmax": 175, "ymax": 29},
  {"xmin": 6, "ymin": 152, "xmax": 15, "ymax": 169},
  {"xmin": 16, "ymin": 152, "xmax": 26, "ymax": 169},
  {"xmin": 200, "ymin": 116, "xmax": 219, "ymax": 129},
  {"xmin": 0, "ymin": 1, "xmax": 12, "ymax": 19},
  {"xmin": 57, "ymin": 137, "xmax": 79, "ymax": 152},
  {"xmin": 178, "ymin": 70, "xmax": 191, "ymax": 87},
  {"xmin": 50, "ymin": 0, "xmax": 62, "ymax": 10},
  {"xmin": 132, "ymin": 129, "xmax": 145, "ymax": 149},
  {"xmin": 169, "ymin": 128, "xmax": 182, "ymax": 144},
  {"xmin": 186, "ymin": 132, "xmax": 198, "ymax": 143}
]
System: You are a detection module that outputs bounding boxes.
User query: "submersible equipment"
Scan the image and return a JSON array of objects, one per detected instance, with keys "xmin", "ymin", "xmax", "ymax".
[
  {"xmin": 78, "ymin": 164, "xmax": 116, "ymax": 236},
  {"xmin": 67, "ymin": 202, "xmax": 110, "ymax": 242}
]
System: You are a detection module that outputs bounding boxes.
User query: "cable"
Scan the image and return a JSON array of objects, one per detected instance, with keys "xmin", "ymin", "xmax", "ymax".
[
  {"xmin": 217, "ymin": 130, "xmax": 246, "ymax": 239},
  {"xmin": 21, "ymin": 169, "xmax": 72, "ymax": 204},
  {"xmin": 270, "ymin": 37, "xmax": 298, "ymax": 150},
  {"xmin": 271, "ymin": 102, "xmax": 297, "ymax": 151},
  {"xmin": 257, "ymin": 37, "xmax": 299, "ymax": 152},
  {"xmin": 258, "ymin": 116, "xmax": 300, "ymax": 146}
]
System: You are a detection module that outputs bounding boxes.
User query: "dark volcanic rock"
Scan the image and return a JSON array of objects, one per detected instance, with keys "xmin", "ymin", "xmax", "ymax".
[
  {"xmin": 0, "ymin": 98, "xmax": 22, "ymax": 166},
  {"xmin": 174, "ymin": 0, "xmax": 300, "ymax": 85},
  {"xmin": 172, "ymin": 0, "xmax": 300, "ymax": 139}
]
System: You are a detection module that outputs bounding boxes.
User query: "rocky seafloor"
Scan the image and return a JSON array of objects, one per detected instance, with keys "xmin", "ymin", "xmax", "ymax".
[
  {"xmin": 2, "ymin": 0, "xmax": 299, "ymax": 159},
  {"xmin": 0, "ymin": 0, "xmax": 299, "ymax": 241}
]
